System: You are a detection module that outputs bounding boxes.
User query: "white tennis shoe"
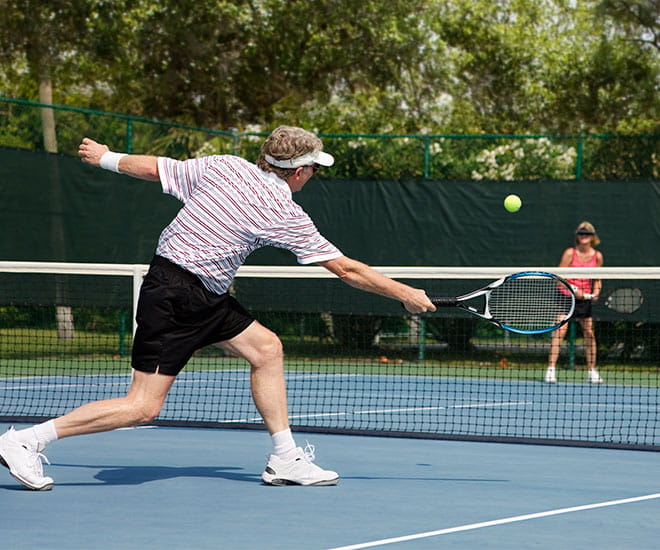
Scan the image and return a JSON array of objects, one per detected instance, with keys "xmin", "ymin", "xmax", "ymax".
[
  {"xmin": 0, "ymin": 426, "xmax": 54, "ymax": 491},
  {"xmin": 588, "ymin": 369, "xmax": 604, "ymax": 384},
  {"xmin": 544, "ymin": 366, "xmax": 557, "ymax": 383},
  {"xmin": 262, "ymin": 443, "xmax": 339, "ymax": 486}
]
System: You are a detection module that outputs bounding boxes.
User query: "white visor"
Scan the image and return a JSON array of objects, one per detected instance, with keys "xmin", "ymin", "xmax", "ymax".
[{"xmin": 265, "ymin": 150, "xmax": 334, "ymax": 169}]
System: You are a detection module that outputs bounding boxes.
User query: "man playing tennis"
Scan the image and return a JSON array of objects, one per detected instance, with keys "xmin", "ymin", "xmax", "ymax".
[{"xmin": 0, "ymin": 125, "xmax": 435, "ymax": 490}]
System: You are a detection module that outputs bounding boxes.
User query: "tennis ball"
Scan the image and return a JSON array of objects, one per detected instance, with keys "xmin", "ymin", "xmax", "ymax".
[{"xmin": 504, "ymin": 194, "xmax": 522, "ymax": 213}]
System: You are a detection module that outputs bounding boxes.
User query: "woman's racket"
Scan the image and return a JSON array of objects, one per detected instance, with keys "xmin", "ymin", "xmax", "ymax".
[
  {"xmin": 602, "ymin": 287, "xmax": 644, "ymax": 313},
  {"xmin": 430, "ymin": 271, "xmax": 575, "ymax": 334}
]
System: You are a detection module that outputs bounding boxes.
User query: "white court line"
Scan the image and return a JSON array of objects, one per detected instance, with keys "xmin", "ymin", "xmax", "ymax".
[
  {"xmin": 116, "ymin": 425, "xmax": 157, "ymax": 431},
  {"xmin": 220, "ymin": 401, "xmax": 531, "ymax": 423},
  {"xmin": 0, "ymin": 382, "xmax": 130, "ymax": 390},
  {"xmin": 325, "ymin": 493, "xmax": 660, "ymax": 550},
  {"xmin": 353, "ymin": 401, "xmax": 531, "ymax": 415}
]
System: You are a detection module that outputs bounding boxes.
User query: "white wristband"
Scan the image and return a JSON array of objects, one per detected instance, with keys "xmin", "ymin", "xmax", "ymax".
[{"xmin": 99, "ymin": 151, "xmax": 127, "ymax": 173}]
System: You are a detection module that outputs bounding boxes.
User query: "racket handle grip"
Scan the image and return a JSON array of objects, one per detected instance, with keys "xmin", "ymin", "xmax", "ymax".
[{"xmin": 431, "ymin": 297, "xmax": 458, "ymax": 307}]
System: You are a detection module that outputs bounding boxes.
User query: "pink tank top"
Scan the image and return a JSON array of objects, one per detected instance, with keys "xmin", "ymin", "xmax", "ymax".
[{"xmin": 567, "ymin": 248, "xmax": 599, "ymax": 294}]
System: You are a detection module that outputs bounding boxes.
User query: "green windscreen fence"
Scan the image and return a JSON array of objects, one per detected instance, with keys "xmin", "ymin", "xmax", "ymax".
[{"xmin": 2, "ymin": 145, "xmax": 659, "ymax": 267}]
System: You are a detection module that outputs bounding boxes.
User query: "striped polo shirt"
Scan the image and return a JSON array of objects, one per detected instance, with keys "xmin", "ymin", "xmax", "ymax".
[{"xmin": 155, "ymin": 154, "xmax": 342, "ymax": 294}]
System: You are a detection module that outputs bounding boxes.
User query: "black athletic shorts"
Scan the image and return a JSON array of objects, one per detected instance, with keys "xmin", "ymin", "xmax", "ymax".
[
  {"xmin": 573, "ymin": 299, "xmax": 592, "ymax": 319},
  {"xmin": 131, "ymin": 255, "xmax": 254, "ymax": 376}
]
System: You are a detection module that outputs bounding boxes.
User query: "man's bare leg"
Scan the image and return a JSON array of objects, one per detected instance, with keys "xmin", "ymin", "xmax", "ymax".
[
  {"xmin": 0, "ymin": 369, "xmax": 175, "ymax": 490},
  {"xmin": 215, "ymin": 321, "xmax": 288, "ymax": 435},
  {"xmin": 215, "ymin": 321, "xmax": 339, "ymax": 485},
  {"xmin": 54, "ymin": 370, "xmax": 176, "ymax": 438}
]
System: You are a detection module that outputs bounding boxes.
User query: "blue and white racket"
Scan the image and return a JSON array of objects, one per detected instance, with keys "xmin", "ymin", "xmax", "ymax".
[{"xmin": 431, "ymin": 271, "xmax": 575, "ymax": 334}]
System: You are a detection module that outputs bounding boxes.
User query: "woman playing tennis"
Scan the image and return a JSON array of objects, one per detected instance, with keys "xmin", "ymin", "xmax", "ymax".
[{"xmin": 545, "ymin": 221, "xmax": 604, "ymax": 384}]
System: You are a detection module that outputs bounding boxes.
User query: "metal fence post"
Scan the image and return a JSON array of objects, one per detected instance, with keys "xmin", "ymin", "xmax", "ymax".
[
  {"xmin": 575, "ymin": 137, "xmax": 583, "ymax": 180},
  {"xmin": 126, "ymin": 119, "xmax": 134, "ymax": 153},
  {"xmin": 423, "ymin": 137, "xmax": 431, "ymax": 179},
  {"xmin": 232, "ymin": 128, "xmax": 240, "ymax": 156}
]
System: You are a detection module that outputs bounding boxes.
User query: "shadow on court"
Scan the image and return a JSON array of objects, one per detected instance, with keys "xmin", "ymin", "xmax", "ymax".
[
  {"xmin": 44, "ymin": 462, "xmax": 511, "ymax": 486},
  {"xmin": 50, "ymin": 463, "xmax": 260, "ymax": 485},
  {"xmin": 343, "ymin": 475, "xmax": 508, "ymax": 483}
]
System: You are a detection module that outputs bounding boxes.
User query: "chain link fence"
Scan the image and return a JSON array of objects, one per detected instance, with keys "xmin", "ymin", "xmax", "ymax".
[{"xmin": 1, "ymin": 96, "xmax": 657, "ymax": 180}]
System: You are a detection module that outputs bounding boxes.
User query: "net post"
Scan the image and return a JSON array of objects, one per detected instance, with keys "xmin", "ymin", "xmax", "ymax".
[
  {"xmin": 567, "ymin": 320, "xmax": 576, "ymax": 370},
  {"xmin": 118, "ymin": 309, "xmax": 127, "ymax": 357},
  {"xmin": 417, "ymin": 317, "xmax": 426, "ymax": 361},
  {"xmin": 132, "ymin": 264, "xmax": 143, "ymax": 338}
]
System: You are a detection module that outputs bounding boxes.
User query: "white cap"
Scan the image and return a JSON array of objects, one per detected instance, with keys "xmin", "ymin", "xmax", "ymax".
[{"xmin": 264, "ymin": 149, "xmax": 334, "ymax": 169}]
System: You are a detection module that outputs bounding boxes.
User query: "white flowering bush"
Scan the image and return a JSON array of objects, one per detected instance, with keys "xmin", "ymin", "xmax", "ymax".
[
  {"xmin": 470, "ymin": 138, "xmax": 577, "ymax": 180},
  {"xmin": 193, "ymin": 140, "xmax": 226, "ymax": 158},
  {"xmin": 193, "ymin": 124, "xmax": 266, "ymax": 159},
  {"xmin": 429, "ymin": 141, "xmax": 444, "ymax": 155},
  {"xmin": 241, "ymin": 124, "xmax": 267, "ymax": 143},
  {"xmin": 184, "ymin": 132, "xmax": 657, "ymax": 182}
]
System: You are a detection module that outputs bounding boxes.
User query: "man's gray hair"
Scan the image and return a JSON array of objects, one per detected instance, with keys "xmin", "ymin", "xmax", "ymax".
[{"xmin": 257, "ymin": 126, "xmax": 324, "ymax": 179}]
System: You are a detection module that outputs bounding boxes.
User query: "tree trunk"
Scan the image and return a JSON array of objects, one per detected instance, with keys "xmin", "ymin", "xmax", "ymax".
[
  {"xmin": 39, "ymin": 60, "xmax": 75, "ymax": 340},
  {"xmin": 39, "ymin": 75, "xmax": 58, "ymax": 154}
]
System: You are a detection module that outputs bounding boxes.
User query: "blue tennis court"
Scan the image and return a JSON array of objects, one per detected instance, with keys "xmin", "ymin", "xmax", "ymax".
[
  {"xmin": 2, "ymin": 364, "xmax": 659, "ymax": 548},
  {"xmin": 1, "ymin": 423, "xmax": 658, "ymax": 550}
]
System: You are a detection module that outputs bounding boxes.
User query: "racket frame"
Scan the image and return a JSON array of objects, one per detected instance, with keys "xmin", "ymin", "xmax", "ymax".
[{"xmin": 431, "ymin": 271, "xmax": 576, "ymax": 335}]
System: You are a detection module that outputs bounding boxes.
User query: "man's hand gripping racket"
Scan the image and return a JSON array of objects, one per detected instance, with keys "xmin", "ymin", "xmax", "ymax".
[
  {"xmin": 401, "ymin": 287, "xmax": 437, "ymax": 314},
  {"xmin": 423, "ymin": 271, "xmax": 576, "ymax": 335}
]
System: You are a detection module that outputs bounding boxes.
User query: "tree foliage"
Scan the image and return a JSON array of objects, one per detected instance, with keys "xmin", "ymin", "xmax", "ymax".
[{"xmin": 0, "ymin": 0, "xmax": 657, "ymax": 135}]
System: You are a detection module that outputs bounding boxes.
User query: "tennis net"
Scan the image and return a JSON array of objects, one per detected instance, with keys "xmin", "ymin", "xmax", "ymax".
[{"xmin": 0, "ymin": 261, "xmax": 658, "ymax": 450}]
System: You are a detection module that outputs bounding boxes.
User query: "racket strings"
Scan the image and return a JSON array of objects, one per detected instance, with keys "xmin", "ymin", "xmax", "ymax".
[{"xmin": 488, "ymin": 277, "xmax": 574, "ymax": 331}]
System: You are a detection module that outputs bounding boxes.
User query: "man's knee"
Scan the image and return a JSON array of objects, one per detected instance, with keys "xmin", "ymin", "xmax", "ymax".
[
  {"xmin": 125, "ymin": 370, "xmax": 174, "ymax": 423},
  {"xmin": 262, "ymin": 334, "xmax": 284, "ymax": 361},
  {"xmin": 254, "ymin": 333, "xmax": 283, "ymax": 367},
  {"xmin": 127, "ymin": 398, "xmax": 164, "ymax": 424}
]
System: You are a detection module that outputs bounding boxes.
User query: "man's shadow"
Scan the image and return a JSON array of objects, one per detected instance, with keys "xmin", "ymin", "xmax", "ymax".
[
  {"xmin": 1, "ymin": 463, "xmax": 508, "ymax": 489},
  {"xmin": 51, "ymin": 463, "xmax": 261, "ymax": 486}
]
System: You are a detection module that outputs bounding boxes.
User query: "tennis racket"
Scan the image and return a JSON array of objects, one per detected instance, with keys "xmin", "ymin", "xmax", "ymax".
[
  {"xmin": 430, "ymin": 271, "xmax": 575, "ymax": 334},
  {"xmin": 602, "ymin": 287, "xmax": 644, "ymax": 313}
]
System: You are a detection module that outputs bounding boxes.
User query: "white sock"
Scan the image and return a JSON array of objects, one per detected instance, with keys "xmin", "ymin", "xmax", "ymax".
[
  {"xmin": 15, "ymin": 420, "xmax": 58, "ymax": 449},
  {"xmin": 271, "ymin": 429, "xmax": 297, "ymax": 461}
]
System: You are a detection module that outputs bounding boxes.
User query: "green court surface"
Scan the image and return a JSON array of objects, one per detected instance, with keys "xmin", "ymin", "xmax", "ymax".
[{"xmin": 2, "ymin": 356, "xmax": 659, "ymax": 389}]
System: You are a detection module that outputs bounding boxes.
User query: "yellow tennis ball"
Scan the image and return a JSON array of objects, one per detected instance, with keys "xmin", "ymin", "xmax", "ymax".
[{"xmin": 504, "ymin": 194, "xmax": 522, "ymax": 213}]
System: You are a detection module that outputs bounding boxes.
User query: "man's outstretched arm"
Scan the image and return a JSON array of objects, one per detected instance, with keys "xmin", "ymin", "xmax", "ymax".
[
  {"xmin": 78, "ymin": 137, "xmax": 160, "ymax": 181},
  {"xmin": 319, "ymin": 255, "xmax": 435, "ymax": 314}
]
